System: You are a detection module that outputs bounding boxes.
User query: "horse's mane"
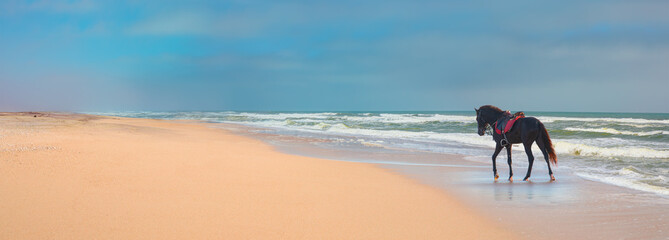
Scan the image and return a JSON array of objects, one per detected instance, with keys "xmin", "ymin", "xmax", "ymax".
[{"xmin": 479, "ymin": 105, "xmax": 503, "ymax": 113}]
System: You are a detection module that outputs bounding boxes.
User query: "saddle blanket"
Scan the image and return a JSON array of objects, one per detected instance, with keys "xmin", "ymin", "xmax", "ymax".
[{"xmin": 494, "ymin": 111, "xmax": 525, "ymax": 134}]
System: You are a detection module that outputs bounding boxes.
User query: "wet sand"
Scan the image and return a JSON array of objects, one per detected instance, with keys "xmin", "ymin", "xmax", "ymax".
[
  {"xmin": 225, "ymin": 123, "xmax": 669, "ymax": 239},
  {"xmin": 0, "ymin": 113, "xmax": 518, "ymax": 239}
]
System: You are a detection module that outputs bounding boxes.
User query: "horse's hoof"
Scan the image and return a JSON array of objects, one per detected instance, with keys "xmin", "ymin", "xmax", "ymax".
[
  {"xmin": 550, "ymin": 175, "xmax": 556, "ymax": 181},
  {"xmin": 523, "ymin": 176, "xmax": 530, "ymax": 181},
  {"xmin": 494, "ymin": 175, "xmax": 499, "ymax": 181},
  {"xmin": 508, "ymin": 176, "xmax": 513, "ymax": 182}
]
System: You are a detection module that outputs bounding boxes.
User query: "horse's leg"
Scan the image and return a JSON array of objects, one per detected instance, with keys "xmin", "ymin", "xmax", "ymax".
[
  {"xmin": 523, "ymin": 142, "xmax": 534, "ymax": 181},
  {"xmin": 506, "ymin": 145, "xmax": 513, "ymax": 181},
  {"xmin": 536, "ymin": 137, "xmax": 555, "ymax": 181},
  {"xmin": 491, "ymin": 144, "xmax": 503, "ymax": 181}
]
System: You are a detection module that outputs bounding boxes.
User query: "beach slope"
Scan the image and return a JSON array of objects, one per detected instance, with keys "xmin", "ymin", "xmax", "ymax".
[{"xmin": 0, "ymin": 113, "xmax": 517, "ymax": 239}]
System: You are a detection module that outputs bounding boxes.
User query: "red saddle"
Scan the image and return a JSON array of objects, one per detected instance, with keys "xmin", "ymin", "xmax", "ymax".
[{"xmin": 494, "ymin": 111, "xmax": 525, "ymax": 134}]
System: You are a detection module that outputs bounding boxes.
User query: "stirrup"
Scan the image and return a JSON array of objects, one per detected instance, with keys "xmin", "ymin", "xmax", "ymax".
[{"xmin": 500, "ymin": 138, "xmax": 509, "ymax": 147}]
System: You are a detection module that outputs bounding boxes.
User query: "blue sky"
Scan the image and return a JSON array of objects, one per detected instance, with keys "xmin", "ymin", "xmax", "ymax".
[{"xmin": 1, "ymin": 0, "xmax": 668, "ymax": 112}]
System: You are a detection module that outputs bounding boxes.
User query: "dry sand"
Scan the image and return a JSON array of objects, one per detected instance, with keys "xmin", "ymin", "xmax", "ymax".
[{"xmin": 0, "ymin": 113, "xmax": 518, "ymax": 239}]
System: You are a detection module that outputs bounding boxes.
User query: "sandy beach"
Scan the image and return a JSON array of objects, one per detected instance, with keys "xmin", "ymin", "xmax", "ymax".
[
  {"xmin": 0, "ymin": 113, "xmax": 518, "ymax": 239},
  {"xmin": 226, "ymin": 120, "xmax": 669, "ymax": 240},
  {"xmin": 4, "ymin": 1, "xmax": 668, "ymax": 238}
]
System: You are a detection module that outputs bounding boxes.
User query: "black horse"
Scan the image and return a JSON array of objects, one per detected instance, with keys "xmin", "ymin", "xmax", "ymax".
[{"xmin": 475, "ymin": 105, "xmax": 557, "ymax": 181}]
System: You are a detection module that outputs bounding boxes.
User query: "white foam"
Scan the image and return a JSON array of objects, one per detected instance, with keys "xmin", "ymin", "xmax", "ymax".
[
  {"xmin": 229, "ymin": 114, "xmax": 669, "ymax": 160},
  {"xmin": 574, "ymin": 172, "xmax": 669, "ymax": 196},
  {"xmin": 564, "ymin": 127, "xmax": 669, "ymax": 136},
  {"xmin": 539, "ymin": 116, "xmax": 669, "ymax": 125},
  {"xmin": 236, "ymin": 112, "xmax": 337, "ymax": 120},
  {"xmin": 216, "ymin": 112, "xmax": 476, "ymax": 126},
  {"xmin": 623, "ymin": 124, "xmax": 656, "ymax": 128},
  {"xmin": 231, "ymin": 116, "xmax": 493, "ymax": 149},
  {"xmin": 554, "ymin": 141, "xmax": 669, "ymax": 159},
  {"xmin": 322, "ymin": 125, "xmax": 495, "ymax": 148},
  {"xmin": 340, "ymin": 114, "xmax": 474, "ymax": 124},
  {"xmin": 358, "ymin": 140, "xmax": 386, "ymax": 148},
  {"xmin": 94, "ymin": 111, "xmax": 669, "ymax": 160}
]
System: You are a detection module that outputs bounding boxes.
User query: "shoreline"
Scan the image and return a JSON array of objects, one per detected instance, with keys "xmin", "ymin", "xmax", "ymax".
[
  {"xmin": 0, "ymin": 113, "xmax": 518, "ymax": 239},
  {"xmin": 220, "ymin": 122, "xmax": 669, "ymax": 239}
]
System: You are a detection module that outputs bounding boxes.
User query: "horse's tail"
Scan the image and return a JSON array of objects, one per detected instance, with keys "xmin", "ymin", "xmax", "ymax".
[{"xmin": 539, "ymin": 122, "xmax": 557, "ymax": 166}]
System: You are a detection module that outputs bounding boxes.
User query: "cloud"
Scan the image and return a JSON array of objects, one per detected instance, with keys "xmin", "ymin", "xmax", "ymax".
[
  {"xmin": 123, "ymin": 1, "xmax": 447, "ymax": 38},
  {"xmin": 127, "ymin": 10, "xmax": 212, "ymax": 36},
  {"xmin": 2, "ymin": 0, "xmax": 669, "ymax": 111},
  {"xmin": 125, "ymin": 5, "xmax": 304, "ymax": 37}
]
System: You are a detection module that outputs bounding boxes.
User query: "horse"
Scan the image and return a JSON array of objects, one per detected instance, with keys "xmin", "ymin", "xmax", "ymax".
[{"xmin": 475, "ymin": 105, "xmax": 557, "ymax": 181}]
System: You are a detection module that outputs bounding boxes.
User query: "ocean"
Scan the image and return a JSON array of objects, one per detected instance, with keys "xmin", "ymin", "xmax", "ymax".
[{"xmin": 92, "ymin": 111, "xmax": 669, "ymax": 196}]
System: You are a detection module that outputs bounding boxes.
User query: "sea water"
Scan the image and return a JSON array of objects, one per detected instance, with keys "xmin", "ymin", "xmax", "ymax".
[{"xmin": 92, "ymin": 111, "xmax": 669, "ymax": 196}]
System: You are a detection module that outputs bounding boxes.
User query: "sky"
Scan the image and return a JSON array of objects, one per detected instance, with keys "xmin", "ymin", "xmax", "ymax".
[{"xmin": 1, "ymin": 0, "xmax": 668, "ymax": 112}]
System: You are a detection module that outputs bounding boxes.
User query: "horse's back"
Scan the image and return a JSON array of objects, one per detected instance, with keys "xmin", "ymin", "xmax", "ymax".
[
  {"xmin": 518, "ymin": 117, "xmax": 541, "ymax": 128},
  {"xmin": 516, "ymin": 117, "xmax": 544, "ymax": 140}
]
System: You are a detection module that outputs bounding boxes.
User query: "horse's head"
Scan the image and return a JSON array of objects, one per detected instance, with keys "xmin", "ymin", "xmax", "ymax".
[
  {"xmin": 475, "ymin": 105, "xmax": 503, "ymax": 136},
  {"xmin": 475, "ymin": 108, "xmax": 488, "ymax": 136}
]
